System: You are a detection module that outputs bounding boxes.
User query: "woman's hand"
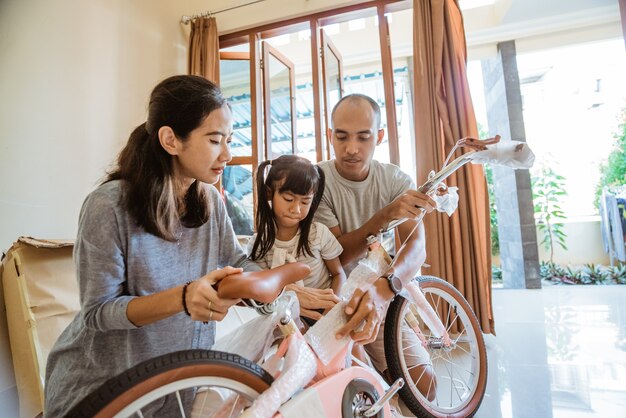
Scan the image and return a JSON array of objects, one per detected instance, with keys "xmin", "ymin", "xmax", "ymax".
[
  {"xmin": 335, "ymin": 277, "xmax": 394, "ymax": 344},
  {"xmin": 186, "ymin": 266, "xmax": 242, "ymax": 322},
  {"xmin": 285, "ymin": 284, "xmax": 341, "ymax": 321}
]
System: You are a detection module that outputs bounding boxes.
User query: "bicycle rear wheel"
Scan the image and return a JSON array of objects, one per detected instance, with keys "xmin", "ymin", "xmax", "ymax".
[
  {"xmin": 384, "ymin": 276, "xmax": 487, "ymax": 418},
  {"xmin": 66, "ymin": 349, "xmax": 273, "ymax": 418}
]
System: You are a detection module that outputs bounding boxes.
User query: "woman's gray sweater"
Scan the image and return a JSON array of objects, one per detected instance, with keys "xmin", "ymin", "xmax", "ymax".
[{"xmin": 44, "ymin": 180, "xmax": 259, "ymax": 417}]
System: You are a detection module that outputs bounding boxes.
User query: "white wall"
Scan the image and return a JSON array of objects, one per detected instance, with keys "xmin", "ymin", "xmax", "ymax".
[
  {"xmin": 0, "ymin": 0, "xmax": 193, "ymax": 413},
  {"xmin": 0, "ymin": 0, "xmax": 192, "ymax": 252}
]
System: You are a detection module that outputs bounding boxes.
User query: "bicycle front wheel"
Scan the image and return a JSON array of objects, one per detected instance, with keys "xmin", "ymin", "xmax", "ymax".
[
  {"xmin": 384, "ymin": 276, "xmax": 488, "ymax": 418},
  {"xmin": 66, "ymin": 349, "xmax": 273, "ymax": 418}
]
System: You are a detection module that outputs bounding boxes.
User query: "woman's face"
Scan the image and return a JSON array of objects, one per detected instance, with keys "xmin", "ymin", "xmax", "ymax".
[{"xmin": 173, "ymin": 105, "xmax": 233, "ymax": 187}]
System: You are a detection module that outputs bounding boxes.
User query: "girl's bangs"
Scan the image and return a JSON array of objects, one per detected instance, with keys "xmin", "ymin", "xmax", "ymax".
[{"xmin": 278, "ymin": 166, "xmax": 318, "ymax": 196}]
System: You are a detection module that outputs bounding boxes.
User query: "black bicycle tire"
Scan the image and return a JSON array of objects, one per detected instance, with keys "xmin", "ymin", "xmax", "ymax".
[
  {"xmin": 384, "ymin": 275, "xmax": 488, "ymax": 418},
  {"xmin": 65, "ymin": 349, "xmax": 274, "ymax": 418}
]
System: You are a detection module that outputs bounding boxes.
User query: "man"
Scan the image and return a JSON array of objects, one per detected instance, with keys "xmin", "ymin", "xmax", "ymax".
[{"xmin": 314, "ymin": 93, "xmax": 436, "ymax": 399}]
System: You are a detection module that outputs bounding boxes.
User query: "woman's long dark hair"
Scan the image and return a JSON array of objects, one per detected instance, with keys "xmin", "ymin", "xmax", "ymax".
[
  {"xmin": 249, "ymin": 155, "xmax": 325, "ymax": 261},
  {"xmin": 106, "ymin": 75, "xmax": 227, "ymax": 241}
]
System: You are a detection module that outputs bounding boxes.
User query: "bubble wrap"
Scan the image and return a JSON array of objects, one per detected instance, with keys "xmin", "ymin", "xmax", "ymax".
[
  {"xmin": 213, "ymin": 291, "xmax": 301, "ymax": 363},
  {"xmin": 469, "ymin": 140, "xmax": 535, "ymax": 169},
  {"xmin": 404, "ymin": 281, "xmax": 449, "ymax": 342},
  {"xmin": 432, "ymin": 186, "xmax": 459, "ymax": 216},
  {"xmin": 305, "ymin": 253, "xmax": 389, "ymax": 365},
  {"xmin": 240, "ymin": 335, "xmax": 317, "ymax": 418}
]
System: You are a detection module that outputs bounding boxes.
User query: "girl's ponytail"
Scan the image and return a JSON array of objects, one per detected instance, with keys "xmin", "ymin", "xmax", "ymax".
[
  {"xmin": 312, "ymin": 165, "xmax": 325, "ymax": 211},
  {"xmin": 249, "ymin": 160, "xmax": 275, "ymax": 260}
]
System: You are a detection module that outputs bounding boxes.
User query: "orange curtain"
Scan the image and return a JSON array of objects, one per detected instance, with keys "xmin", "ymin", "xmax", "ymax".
[
  {"xmin": 188, "ymin": 17, "xmax": 220, "ymax": 84},
  {"xmin": 412, "ymin": 0, "xmax": 494, "ymax": 334}
]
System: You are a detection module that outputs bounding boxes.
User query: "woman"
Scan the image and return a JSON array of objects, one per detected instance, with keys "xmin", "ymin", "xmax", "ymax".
[{"xmin": 44, "ymin": 75, "xmax": 259, "ymax": 417}]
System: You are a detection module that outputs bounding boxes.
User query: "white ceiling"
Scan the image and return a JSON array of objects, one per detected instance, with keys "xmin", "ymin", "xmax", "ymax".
[{"xmin": 215, "ymin": 0, "xmax": 621, "ymax": 67}]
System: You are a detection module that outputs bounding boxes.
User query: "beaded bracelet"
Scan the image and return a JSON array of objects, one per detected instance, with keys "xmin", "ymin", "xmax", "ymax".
[{"xmin": 182, "ymin": 281, "xmax": 193, "ymax": 316}]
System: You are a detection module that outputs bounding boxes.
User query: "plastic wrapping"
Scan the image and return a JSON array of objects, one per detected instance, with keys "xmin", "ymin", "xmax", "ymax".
[
  {"xmin": 213, "ymin": 291, "xmax": 301, "ymax": 364},
  {"xmin": 469, "ymin": 140, "xmax": 535, "ymax": 169},
  {"xmin": 305, "ymin": 250, "xmax": 388, "ymax": 365},
  {"xmin": 432, "ymin": 186, "xmax": 459, "ymax": 216},
  {"xmin": 240, "ymin": 334, "xmax": 317, "ymax": 418},
  {"xmin": 403, "ymin": 281, "xmax": 451, "ymax": 346}
]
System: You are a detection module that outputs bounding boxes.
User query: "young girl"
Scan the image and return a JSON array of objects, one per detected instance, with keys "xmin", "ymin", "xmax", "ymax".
[{"xmin": 248, "ymin": 155, "xmax": 346, "ymax": 321}]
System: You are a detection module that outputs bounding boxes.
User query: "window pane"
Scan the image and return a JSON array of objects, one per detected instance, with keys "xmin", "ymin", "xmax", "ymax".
[
  {"xmin": 222, "ymin": 165, "xmax": 254, "ymax": 236},
  {"xmin": 265, "ymin": 32, "xmax": 315, "ymax": 161},
  {"xmin": 388, "ymin": 7, "xmax": 415, "ymax": 182},
  {"xmin": 220, "ymin": 57, "xmax": 252, "ymax": 157},
  {"xmin": 321, "ymin": 8, "xmax": 390, "ymax": 163},
  {"xmin": 267, "ymin": 53, "xmax": 294, "ymax": 158}
]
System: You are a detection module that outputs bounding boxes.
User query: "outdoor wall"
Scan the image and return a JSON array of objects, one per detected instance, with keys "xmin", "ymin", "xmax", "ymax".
[
  {"xmin": 536, "ymin": 218, "xmax": 611, "ymax": 266},
  {"xmin": 0, "ymin": 0, "xmax": 192, "ymax": 413},
  {"xmin": 493, "ymin": 218, "xmax": 611, "ymax": 267}
]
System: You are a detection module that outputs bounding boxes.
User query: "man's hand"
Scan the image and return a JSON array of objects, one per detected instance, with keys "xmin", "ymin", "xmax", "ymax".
[
  {"xmin": 285, "ymin": 284, "xmax": 341, "ymax": 320},
  {"xmin": 335, "ymin": 277, "xmax": 395, "ymax": 344},
  {"xmin": 385, "ymin": 190, "xmax": 436, "ymax": 224}
]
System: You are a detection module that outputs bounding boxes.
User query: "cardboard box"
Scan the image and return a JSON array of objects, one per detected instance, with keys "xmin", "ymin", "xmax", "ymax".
[{"xmin": 1, "ymin": 237, "xmax": 79, "ymax": 418}]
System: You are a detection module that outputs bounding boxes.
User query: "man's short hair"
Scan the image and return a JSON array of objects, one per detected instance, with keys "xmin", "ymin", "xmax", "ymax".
[{"xmin": 331, "ymin": 94, "xmax": 382, "ymax": 130}]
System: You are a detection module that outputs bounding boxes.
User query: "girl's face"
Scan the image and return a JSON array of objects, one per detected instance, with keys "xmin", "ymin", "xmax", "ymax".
[
  {"xmin": 173, "ymin": 105, "xmax": 233, "ymax": 188},
  {"xmin": 271, "ymin": 187, "xmax": 315, "ymax": 231}
]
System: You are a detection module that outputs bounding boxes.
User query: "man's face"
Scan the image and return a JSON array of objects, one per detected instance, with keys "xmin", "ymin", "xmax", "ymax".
[{"xmin": 327, "ymin": 99, "xmax": 384, "ymax": 182}]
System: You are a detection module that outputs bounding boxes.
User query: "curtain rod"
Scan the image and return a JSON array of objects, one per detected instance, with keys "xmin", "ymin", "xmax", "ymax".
[{"xmin": 181, "ymin": 0, "xmax": 266, "ymax": 24}]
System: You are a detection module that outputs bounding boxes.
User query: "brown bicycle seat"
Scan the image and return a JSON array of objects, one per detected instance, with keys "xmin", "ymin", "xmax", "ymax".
[{"xmin": 216, "ymin": 262, "xmax": 311, "ymax": 303}]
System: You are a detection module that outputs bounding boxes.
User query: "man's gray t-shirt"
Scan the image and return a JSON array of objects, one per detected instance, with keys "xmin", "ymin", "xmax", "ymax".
[
  {"xmin": 44, "ymin": 180, "xmax": 259, "ymax": 417},
  {"xmin": 314, "ymin": 159, "xmax": 415, "ymax": 273}
]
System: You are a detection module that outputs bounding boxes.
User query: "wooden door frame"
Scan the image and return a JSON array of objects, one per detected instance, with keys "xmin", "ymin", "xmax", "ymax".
[
  {"xmin": 261, "ymin": 42, "xmax": 297, "ymax": 159},
  {"xmin": 219, "ymin": 0, "xmax": 409, "ymax": 164},
  {"xmin": 320, "ymin": 29, "xmax": 344, "ymax": 161}
]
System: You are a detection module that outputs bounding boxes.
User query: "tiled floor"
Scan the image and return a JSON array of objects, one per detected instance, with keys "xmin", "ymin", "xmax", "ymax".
[{"xmin": 475, "ymin": 285, "xmax": 626, "ymax": 418}]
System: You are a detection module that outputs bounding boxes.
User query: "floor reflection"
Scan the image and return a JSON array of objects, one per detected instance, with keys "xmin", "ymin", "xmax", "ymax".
[{"xmin": 477, "ymin": 285, "xmax": 626, "ymax": 418}]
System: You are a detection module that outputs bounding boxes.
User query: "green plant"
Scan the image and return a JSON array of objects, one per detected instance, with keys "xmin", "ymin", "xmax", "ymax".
[
  {"xmin": 478, "ymin": 123, "xmax": 499, "ymax": 257},
  {"xmin": 563, "ymin": 265, "xmax": 583, "ymax": 284},
  {"xmin": 595, "ymin": 110, "xmax": 626, "ymax": 208},
  {"xmin": 607, "ymin": 263, "xmax": 626, "ymax": 284},
  {"xmin": 532, "ymin": 167, "xmax": 568, "ymax": 264},
  {"xmin": 485, "ymin": 165, "xmax": 499, "ymax": 256},
  {"xmin": 540, "ymin": 261, "xmax": 569, "ymax": 283},
  {"xmin": 580, "ymin": 263, "xmax": 608, "ymax": 285},
  {"xmin": 492, "ymin": 265, "xmax": 502, "ymax": 283}
]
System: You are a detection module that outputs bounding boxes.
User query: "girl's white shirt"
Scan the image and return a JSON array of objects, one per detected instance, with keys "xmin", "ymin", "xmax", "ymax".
[{"xmin": 246, "ymin": 222, "xmax": 343, "ymax": 290}]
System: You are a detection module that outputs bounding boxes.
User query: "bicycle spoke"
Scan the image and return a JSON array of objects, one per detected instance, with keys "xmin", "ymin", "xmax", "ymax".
[
  {"xmin": 440, "ymin": 355, "xmax": 465, "ymax": 405},
  {"xmin": 227, "ymin": 394, "xmax": 241, "ymax": 418},
  {"xmin": 406, "ymin": 362, "xmax": 429, "ymax": 383},
  {"xmin": 175, "ymin": 390, "xmax": 186, "ymax": 418},
  {"xmin": 402, "ymin": 341, "xmax": 423, "ymax": 352},
  {"xmin": 445, "ymin": 299, "xmax": 452, "ymax": 332},
  {"xmin": 436, "ymin": 351, "xmax": 474, "ymax": 378},
  {"xmin": 444, "ymin": 309, "xmax": 457, "ymax": 334}
]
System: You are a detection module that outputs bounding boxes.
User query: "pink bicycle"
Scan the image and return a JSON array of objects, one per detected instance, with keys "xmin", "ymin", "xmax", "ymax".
[{"xmin": 66, "ymin": 136, "xmax": 533, "ymax": 418}]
